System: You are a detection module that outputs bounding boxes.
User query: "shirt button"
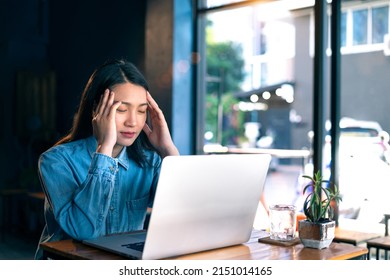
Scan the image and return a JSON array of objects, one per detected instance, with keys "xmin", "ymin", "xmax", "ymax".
[
  {"xmin": 109, "ymin": 166, "xmax": 114, "ymax": 172},
  {"xmin": 110, "ymin": 206, "xmax": 114, "ymax": 211}
]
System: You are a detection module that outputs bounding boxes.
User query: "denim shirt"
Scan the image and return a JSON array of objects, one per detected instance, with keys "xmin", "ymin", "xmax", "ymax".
[{"xmin": 34, "ymin": 136, "xmax": 161, "ymax": 259}]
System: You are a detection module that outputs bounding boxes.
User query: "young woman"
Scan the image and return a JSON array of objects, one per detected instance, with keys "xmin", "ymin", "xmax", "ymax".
[{"xmin": 35, "ymin": 59, "xmax": 179, "ymax": 259}]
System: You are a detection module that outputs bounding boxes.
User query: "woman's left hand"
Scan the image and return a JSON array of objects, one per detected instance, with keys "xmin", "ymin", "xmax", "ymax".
[{"xmin": 143, "ymin": 92, "xmax": 179, "ymax": 157}]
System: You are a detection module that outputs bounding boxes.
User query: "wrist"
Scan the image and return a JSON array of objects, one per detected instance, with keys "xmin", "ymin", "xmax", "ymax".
[
  {"xmin": 159, "ymin": 145, "xmax": 180, "ymax": 158},
  {"xmin": 96, "ymin": 144, "xmax": 114, "ymax": 157}
]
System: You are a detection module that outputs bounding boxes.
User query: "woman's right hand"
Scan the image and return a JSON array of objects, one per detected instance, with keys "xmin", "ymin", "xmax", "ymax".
[{"xmin": 92, "ymin": 89, "xmax": 122, "ymax": 156}]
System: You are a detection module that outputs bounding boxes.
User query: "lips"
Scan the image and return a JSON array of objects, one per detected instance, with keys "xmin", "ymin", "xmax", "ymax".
[{"xmin": 120, "ymin": 132, "xmax": 136, "ymax": 138}]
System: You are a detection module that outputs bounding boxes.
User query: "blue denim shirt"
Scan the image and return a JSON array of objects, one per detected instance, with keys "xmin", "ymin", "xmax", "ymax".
[{"xmin": 34, "ymin": 136, "xmax": 161, "ymax": 259}]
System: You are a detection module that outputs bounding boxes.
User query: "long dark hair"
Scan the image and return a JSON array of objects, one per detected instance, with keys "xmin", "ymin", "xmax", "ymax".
[{"xmin": 56, "ymin": 59, "xmax": 156, "ymax": 166}]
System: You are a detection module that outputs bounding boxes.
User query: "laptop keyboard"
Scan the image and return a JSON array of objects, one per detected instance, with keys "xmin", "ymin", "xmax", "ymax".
[{"xmin": 121, "ymin": 242, "xmax": 145, "ymax": 252}]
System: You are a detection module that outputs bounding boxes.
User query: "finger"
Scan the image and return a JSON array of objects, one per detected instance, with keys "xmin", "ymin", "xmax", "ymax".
[
  {"xmin": 98, "ymin": 89, "xmax": 110, "ymax": 116},
  {"xmin": 108, "ymin": 100, "xmax": 122, "ymax": 117},
  {"xmin": 147, "ymin": 92, "xmax": 164, "ymax": 121},
  {"xmin": 93, "ymin": 94, "xmax": 103, "ymax": 117},
  {"xmin": 103, "ymin": 90, "xmax": 115, "ymax": 116},
  {"xmin": 142, "ymin": 123, "xmax": 152, "ymax": 136},
  {"xmin": 146, "ymin": 91, "xmax": 160, "ymax": 111}
]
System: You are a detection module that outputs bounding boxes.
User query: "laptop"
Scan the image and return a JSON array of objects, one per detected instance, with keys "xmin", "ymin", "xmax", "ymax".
[{"xmin": 83, "ymin": 153, "xmax": 271, "ymax": 260}]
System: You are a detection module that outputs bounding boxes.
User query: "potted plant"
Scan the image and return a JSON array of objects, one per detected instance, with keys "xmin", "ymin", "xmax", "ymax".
[{"xmin": 298, "ymin": 170, "xmax": 342, "ymax": 249}]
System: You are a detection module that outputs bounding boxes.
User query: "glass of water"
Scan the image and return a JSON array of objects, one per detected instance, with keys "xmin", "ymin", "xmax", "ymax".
[{"xmin": 269, "ymin": 204, "xmax": 296, "ymax": 241}]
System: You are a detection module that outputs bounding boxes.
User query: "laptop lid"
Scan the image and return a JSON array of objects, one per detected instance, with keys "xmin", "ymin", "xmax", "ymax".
[
  {"xmin": 142, "ymin": 153, "xmax": 271, "ymax": 259},
  {"xmin": 83, "ymin": 153, "xmax": 271, "ymax": 260}
]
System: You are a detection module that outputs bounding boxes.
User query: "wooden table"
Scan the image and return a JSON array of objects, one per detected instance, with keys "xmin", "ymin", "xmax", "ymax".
[
  {"xmin": 333, "ymin": 228, "xmax": 382, "ymax": 246},
  {"xmin": 366, "ymin": 236, "xmax": 390, "ymax": 260},
  {"xmin": 40, "ymin": 230, "xmax": 368, "ymax": 260}
]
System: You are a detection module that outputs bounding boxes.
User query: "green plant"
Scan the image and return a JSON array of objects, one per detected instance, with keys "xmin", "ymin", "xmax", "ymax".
[{"xmin": 302, "ymin": 171, "xmax": 342, "ymax": 223}]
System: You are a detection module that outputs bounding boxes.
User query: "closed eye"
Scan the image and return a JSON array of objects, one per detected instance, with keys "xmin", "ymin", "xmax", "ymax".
[{"xmin": 138, "ymin": 103, "xmax": 148, "ymax": 114}]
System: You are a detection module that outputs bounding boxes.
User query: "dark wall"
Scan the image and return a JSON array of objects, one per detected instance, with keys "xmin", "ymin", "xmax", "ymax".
[
  {"xmin": 49, "ymin": 0, "xmax": 147, "ymax": 135},
  {"xmin": 1, "ymin": 0, "xmax": 52, "ymax": 187}
]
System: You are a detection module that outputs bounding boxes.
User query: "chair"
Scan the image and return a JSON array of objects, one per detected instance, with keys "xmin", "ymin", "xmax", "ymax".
[{"xmin": 366, "ymin": 214, "xmax": 390, "ymax": 260}]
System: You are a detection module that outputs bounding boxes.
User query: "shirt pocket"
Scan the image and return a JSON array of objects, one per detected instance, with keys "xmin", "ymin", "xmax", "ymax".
[{"xmin": 126, "ymin": 195, "xmax": 149, "ymax": 230}]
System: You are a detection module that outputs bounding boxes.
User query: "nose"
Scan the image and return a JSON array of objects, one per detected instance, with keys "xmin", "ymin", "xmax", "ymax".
[{"xmin": 124, "ymin": 110, "xmax": 137, "ymax": 127}]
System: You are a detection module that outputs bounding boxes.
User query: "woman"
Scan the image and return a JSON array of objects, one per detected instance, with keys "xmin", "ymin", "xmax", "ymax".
[{"xmin": 35, "ymin": 59, "xmax": 179, "ymax": 259}]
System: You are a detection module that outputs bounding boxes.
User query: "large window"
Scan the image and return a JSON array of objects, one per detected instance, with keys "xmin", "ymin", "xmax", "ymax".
[{"xmin": 197, "ymin": 0, "xmax": 390, "ymax": 229}]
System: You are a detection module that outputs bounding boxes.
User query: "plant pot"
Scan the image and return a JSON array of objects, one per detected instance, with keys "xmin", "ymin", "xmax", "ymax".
[{"xmin": 298, "ymin": 219, "xmax": 335, "ymax": 249}]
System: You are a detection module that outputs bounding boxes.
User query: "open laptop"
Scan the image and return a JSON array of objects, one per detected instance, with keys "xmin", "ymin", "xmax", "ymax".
[{"xmin": 83, "ymin": 153, "xmax": 271, "ymax": 260}]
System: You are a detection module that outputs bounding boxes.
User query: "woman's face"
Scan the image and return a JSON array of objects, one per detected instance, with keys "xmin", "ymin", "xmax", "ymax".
[{"xmin": 111, "ymin": 82, "xmax": 148, "ymax": 150}]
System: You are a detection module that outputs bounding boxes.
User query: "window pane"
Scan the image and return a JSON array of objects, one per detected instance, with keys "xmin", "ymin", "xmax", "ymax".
[
  {"xmin": 352, "ymin": 9, "xmax": 367, "ymax": 45},
  {"xmin": 199, "ymin": 1, "xmax": 313, "ymax": 212},
  {"xmin": 372, "ymin": 6, "xmax": 389, "ymax": 44},
  {"xmin": 341, "ymin": 12, "xmax": 347, "ymax": 47},
  {"xmin": 339, "ymin": 4, "xmax": 390, "ymax": 226},
  {"xmin": 203, "ymin": 6, "xmax": 297, "ymax": 148}
]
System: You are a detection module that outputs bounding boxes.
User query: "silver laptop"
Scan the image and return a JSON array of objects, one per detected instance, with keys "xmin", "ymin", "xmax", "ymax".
[{"xmin": 83, "ymin": 153, "xmax": 271, "ymax": 260}]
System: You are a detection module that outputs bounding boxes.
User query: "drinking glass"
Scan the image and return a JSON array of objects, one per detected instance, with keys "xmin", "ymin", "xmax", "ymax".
[{"xmin": 269, "ymin": 204, "xmax": 296, "ymax": 241}]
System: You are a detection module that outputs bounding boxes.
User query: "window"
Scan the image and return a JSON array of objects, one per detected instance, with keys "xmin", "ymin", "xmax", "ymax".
[
  {"xmin": 196, "ymin": 0, "xmax": 390, "ymax": 227},
  {"xmin": 341, "ymin": 2, "xmax": 389, "ymax": 53},
  {"xmin": 341, "ymin": 12, "xmax": 347, "ymax": 47},
  {"xmin": 353, "ymin": 9, "xmax": 368, "ymax": 45},
  {"xmin": 372, "ymin": 5, "xmax": 389, "ymax": 44},
  {"xmin": 200, "ymin": 3, "xmax": 298, "ymax": 149}
]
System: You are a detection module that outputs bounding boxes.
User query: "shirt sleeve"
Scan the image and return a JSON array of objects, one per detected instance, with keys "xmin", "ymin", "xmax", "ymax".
[
  {"xmin": 148, "ymin": 158, "xmax": 162, "ymax": 208},
  {"xmin": 38, "ymin": 151, "xmax": 117, "ymax": 240}
]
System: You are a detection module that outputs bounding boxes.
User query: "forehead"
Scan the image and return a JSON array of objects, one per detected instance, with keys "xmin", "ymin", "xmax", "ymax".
[{"xmin": 111, "ymin": 82, "xmax": 147, "ymax": 103}]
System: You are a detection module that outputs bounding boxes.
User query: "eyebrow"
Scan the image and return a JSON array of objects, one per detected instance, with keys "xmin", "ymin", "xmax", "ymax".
[{"xmin": 117, "ymin": 101, "xmax": 148, "ymax": 107}]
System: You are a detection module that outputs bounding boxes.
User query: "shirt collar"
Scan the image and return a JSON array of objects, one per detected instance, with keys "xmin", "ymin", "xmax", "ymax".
[
  {"xmin": 116, "ymin": 146, "xmax": 130, "ymax": 170},
  {"xmin": 85, "ymin": 136, "xmax": 130, "ymax": 170}
]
